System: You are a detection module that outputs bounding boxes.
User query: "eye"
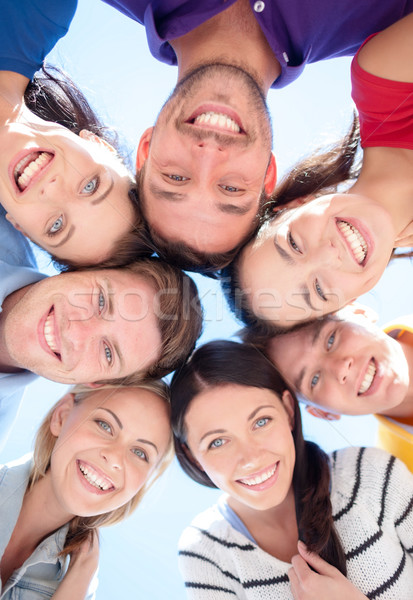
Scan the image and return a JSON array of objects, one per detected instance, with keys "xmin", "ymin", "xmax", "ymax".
[
  {"xmin": 288, "ymin": 231, "xmax": 301, "ymax": 253},
  {"xmin": 166, "ymin": 174, "xmax": 189, "ymax": 182},
  {"xmin": 209, "ymin": 438, "xmax": 225, "ymax": 449},
  {"xmin": 315, "ymin": 279, "xmax": 327, "ymax": 302},
  {"xmin": 220, "ymin": 184, "xmax": 241, "ymax": 193},
  {"xmin": 81, "ymin": 176, "xmax": 99, "ymax": 195},
  {"xmin": 326, "ymin": 331, "xmax": 336, "ymax": 350},
  {"xmin": 255, "ymin": 417, "xmax": 270, "ymax": 429},
  {"xmin": 96, "ymin": 419, "xmax": 112, "ymax": 433},
  {"xmin": 98, "ymin": 290, "xmax": 105, "ymax": 315},
  {"xmin": 133, "ymin": 448, "xmax": 148, "ymax": 461},
  {"xmin": 47, "ymin": 216, "xmax": 63, "ymax": 236},
  {"xmin": 104, "ymin": 343, "xmax": 112, "ymax": 365},
  {"xmin": 310, "ymin": 373, "xmax": 320, "ymax": 389}
]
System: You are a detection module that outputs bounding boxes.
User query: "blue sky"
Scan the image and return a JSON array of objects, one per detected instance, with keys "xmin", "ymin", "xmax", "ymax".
[{"xmin": 2, "ymin": 1, "xmax": 413, "ymax": 597}]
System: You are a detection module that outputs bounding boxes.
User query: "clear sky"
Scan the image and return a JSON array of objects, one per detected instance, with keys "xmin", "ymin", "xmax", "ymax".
[{"xmin": 2, "ymin": 1, "xmax": 413, "ymax": 598}]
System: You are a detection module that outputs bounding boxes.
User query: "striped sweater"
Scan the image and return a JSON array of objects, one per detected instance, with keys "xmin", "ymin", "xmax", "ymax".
[{"xmin": 178, "ymin": 447, "xmax": 413, "ymax": 599}]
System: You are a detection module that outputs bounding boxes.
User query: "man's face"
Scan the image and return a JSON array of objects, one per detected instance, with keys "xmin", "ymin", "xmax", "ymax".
[
  {"xmin": 267, "ymin": 316, "xmax": 409, "ymax": 416},
  {"xmin": 3, "ymin": 269, "xmax": 162, "ymax": 384},
  {"xmin": 137, "ymin": 64, "xmax": 276, "ymax": 254}
]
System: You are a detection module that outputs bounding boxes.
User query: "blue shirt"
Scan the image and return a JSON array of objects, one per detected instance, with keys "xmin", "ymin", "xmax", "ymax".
[
  {"xmin": 101, "ymin": 0, "xmax": 413, "ymax": 88},
  {"xmin": 0, "ymin": 0, "xmax": 77, "ymax": 79},
  {"xmin": 0, "ymin": 208, "xmax": 45, "ymax": 452},
  {"xmin": 0, "ymin": 456, "xmax": 96, "ymax": 600}
]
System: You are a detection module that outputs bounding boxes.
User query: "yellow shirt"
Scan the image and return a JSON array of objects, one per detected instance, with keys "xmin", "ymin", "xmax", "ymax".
[{"xmin": 377, "ymin": 317, "xmax": 413, "ymax": 472}]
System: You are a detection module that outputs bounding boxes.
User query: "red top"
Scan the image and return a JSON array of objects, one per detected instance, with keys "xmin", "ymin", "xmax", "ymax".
[{"xmin": 351, "ymin": 34, "xmax": 413, "ymax": 150}]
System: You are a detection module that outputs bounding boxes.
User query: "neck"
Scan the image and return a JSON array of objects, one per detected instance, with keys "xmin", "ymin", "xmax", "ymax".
[
  {"xmin": 170, "ymin": 0, "xmax": 280, "ymax": 94},
  {"xmin": 352, "ymin": 147, "xmax": 413, "ymax": 238},
  {"xmin": 381, "ymin": 338, "xmax": 413, "ymax": 419},
  {"xmin": 9, "ymin": 473, "xmax": 73, "ymax": 556}
]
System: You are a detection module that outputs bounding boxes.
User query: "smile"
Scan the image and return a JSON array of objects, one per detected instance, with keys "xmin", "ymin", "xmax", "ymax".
[
  {"xmin": 186, "ymin": 104, "xmax": 245, "ymax": 135},
  {"xmin": 13, "ymin": 150, "xmax": 54, "ymax": 192},
  {"xmin": 238, "ymin": 463, "xmax": 278, "ymax": 487},
  {"xmin": 193, "ymin": 112, "xmax": 241, "ymax": 133},
  {"xmin": 43, "ymin": 307, "xmax": 61, "ymax": 360},
  {"xmin": 77, "ymin": 460, "xmax": 115, "ymax": 492},
  {"xmin": 358, "ymin": 359, "xmax": 376, "ymax": 395},
  {"xmin": 337, "ymin": 219, "xmax": 367, "ymax": 265}
]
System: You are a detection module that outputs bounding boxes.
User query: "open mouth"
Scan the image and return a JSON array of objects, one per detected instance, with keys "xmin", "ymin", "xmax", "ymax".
[
  {"xmin": 44, "ymin": 307, "xmax": 61, "ymax": 360},
  {"xmin": 337, "ymin": 219, "xmax": 368, "ymax": 265},
  {"xmin": 238, "ymin": 463, "xmax": 278, "ymax": 487},
  {"xmin": 78, "ymin": 460, "xmax": 115, "ymax": 492},
  {"xmin": 14, "ymin": 151, "xmax": 54, "ymax": 192},
  {"xmin": 358, "ymin": 359, "xmax": 376, "ymax": 395},
  {"xmin": 186, "ymin": 105, "xmax": 245, "ymax": 135}
]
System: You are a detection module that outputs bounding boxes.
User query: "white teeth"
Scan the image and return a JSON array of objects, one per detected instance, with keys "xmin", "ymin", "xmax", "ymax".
[
  {"xmin": 359, "ymin": 360, "xmax": 376, "ymax": 394},
  {"xmin": 78, "ymin": 462, "xmax": 113, "ymax": 491},
  {"xmin": 337, "ymin": 220, "xmax": 367, "ymax": 264},
  {"xmin": 44, "ymin": 313, "xmax": 59, "ymax": 354},
  {"xmin": 194, "ymin": 111, "xmax": 240, "ymax": 132},
  {"xmin": 239, "ymin": 464, "xmax": 276, "ymax": 486},
  {"xmin": 15, "ymin": 151, "xmax": 52, "ymax": 191}
]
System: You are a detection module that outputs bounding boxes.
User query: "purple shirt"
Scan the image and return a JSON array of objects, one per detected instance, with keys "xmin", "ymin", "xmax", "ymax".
[{"xmin": 101, "ymin": 0, "xmax": 413, "ymax": 88}]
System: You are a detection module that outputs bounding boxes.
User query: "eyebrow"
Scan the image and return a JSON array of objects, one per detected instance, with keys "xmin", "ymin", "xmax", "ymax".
[
  {"xmin": 294, "ymin": 322, "xmax": 325, "ymax": 391},
  {"xmin": 103, "ymin": 278, "xmax": 124, "ymax": 372},
  {"xmin": 91, "ymin": 173, "xmax": 114, "ymax": 205},
  {"xmin": 47, "ymin": 225, "xmax": 75, "ymax": 248},
  {"xmin": 150, "ymin": 184, "xmax": 186, "ymax": 202},
  {"xmin": 217, "ymin": 201, "xmax": 254, "ymax": 216},
  {"xmin": 136, "ymin": 438, "xmax": 159, "ymax": 454}
]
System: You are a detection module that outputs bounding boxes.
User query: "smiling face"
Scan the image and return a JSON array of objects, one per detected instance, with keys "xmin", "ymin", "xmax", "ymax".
[
  {"xmin": 2, "ymin": 268, "xmax": 162, "ymax": 384},
  {"xmin": 267, "ymin": 315, "xmax": 409, "ymax": 416},
  {"xmin": 239, "ymin": 193, "xmax": 396, "ymax": 326},
  {"xmin": 137, "ymin": 64, "xmax": 276, "ymax": 254},
  {"xmin": 49, "ymin": 387, "xmax": 171, "ymax": 518},
  {"xmin": 184, "ymin": 384, "xmax": 295, "ymax": 512},
  {"xmin": 0, "ymin": 119, "xmax": 135, "ymax": 265}
]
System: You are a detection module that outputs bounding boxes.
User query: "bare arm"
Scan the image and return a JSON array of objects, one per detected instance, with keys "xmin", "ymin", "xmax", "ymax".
[
  {"xmin": 0, "ymin": 71, "xmax": 29, "ymax": 125},
  {"xmin": 357, "ymin": 13, "xmax": 413, "ymax": 82}
]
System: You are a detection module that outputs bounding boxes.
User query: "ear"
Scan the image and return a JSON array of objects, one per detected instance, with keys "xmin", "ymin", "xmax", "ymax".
[
  {"xmin": 181, "ymin": 443, "xmax": 204, "ymax": 471},
  {"xmin": 5, "ymin": 213, "xmax": 29, "ymax": 237},
  {"xmin": 50, "ymin": 393, "xmax": 75, "ymax": 436},
  {"xmin": 264, "ymin": 153, "xmax": 277, "ymax": 196},
  {"xmin": 305, "ymin": 405, "xmax": 341, "ymax": 421},
  {"xmin": 281, "ymin": 390, "xmax": 296, "ymax": 430},
  {"xmin": 136, "ymin": 127, "xmax": 154, "ymax": 170},
  {"xmin": 83, "ymin": 381, "xmax": 105, "ymax": 389},
  {"xmin": 394, "ymin": 220, "xmax": 413, "ymax": 248},
  {"xmin": 79, "ymin": 129, "xmax": 117, "ymax": 154}
]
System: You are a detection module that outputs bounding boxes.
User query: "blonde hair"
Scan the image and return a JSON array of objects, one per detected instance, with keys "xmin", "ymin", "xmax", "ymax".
[{"xmin": 31, "ymin": 382, "xmax": 173, "ymax": 557}]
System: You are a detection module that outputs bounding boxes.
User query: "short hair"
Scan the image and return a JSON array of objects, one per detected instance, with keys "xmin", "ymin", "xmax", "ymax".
[
  {"xmin": 103, "ymin": 257, "xmax": 203, "ymax": 385},
  {"xmin": 31, "ymin": 382, "xmax": 173, "ymax": 557}
]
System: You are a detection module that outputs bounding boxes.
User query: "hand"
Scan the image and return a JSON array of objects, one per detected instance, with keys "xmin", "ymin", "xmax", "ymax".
[
  {"xmin": 288, "ymin": 541, "xmax": 368, "ymax": 600},
  {"xmin": 68, "ymin": 530, "xmax": 100, "ymax": 576}
]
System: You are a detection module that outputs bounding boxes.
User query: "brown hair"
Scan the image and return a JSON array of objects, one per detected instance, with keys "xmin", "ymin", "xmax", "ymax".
[
  {"xmin": 102, "ymin": 258, "xmax": 203, "ymax": 385},
  {"xmin": 170, "ymin": 340, "xmax": 347, "ymax": 574},
  {"xmin": 31, "ymin": 382, "xmax": 173, "ymax": 557}
]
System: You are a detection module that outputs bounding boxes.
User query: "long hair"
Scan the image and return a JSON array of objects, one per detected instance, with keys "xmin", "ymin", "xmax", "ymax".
[
  {"xmin": 24, "ymin": 66, "xmax": 153, "ymax": 269},
  {"xmin": 170, "ymin": 340, "xmax": 347, "ymax": 575},
  {"xmin": 30, "ymin": 381, "xmax": 173, "ymax": 557}
]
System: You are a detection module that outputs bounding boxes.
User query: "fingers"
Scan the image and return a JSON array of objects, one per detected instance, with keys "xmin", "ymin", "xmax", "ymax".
[{"xmin": 296, "ymin": 541, "xmax": 337, "ymax": 577}]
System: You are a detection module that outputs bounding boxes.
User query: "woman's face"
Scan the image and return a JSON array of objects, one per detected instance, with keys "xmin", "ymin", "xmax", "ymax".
[
  {"xmin": 49, "ymin": 387, "xmax": 171, "ymax": 518},
  {"xmin": 184, "ymin": 384, "xmax": 296, "ymax": 512},
  {"xmin": 239, "ymin": 193, "xmax": 395, "ymax": 326},
  {"xmin": 0, "ymin": 119, "xmax": 135, "ymax": 264}
]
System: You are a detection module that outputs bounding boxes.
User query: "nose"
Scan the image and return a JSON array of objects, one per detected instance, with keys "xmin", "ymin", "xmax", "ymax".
[
  {"xmin": 311, "ymin": 239, "xmax": 341, "ymax": 268},
  {"xmin": 39, "ymin": 173, "xmax": 65, "ymax": 200},
  {"xmin": 100, "ymin": 445, "xmax": 123, "ymax": 470},
  {"xmin": 332, "ymin": 355, "xmax": 353, "ymax": 384},
  {"xmin": 237, "ymin": 440, "xmax": 263, "ymax": 471},
  {"xmin": 64, "ymin": 310, "xmax": 101, "ymax": 357}
]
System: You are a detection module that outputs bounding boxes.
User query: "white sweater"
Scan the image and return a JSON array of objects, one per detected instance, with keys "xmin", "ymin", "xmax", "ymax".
[{"xmin": 178, "ymin": 447, "xmax": 413, "ymax": 599}]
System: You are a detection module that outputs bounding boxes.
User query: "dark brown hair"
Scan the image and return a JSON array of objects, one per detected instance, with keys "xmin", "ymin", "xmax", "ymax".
[{"xmin": 171, "ymin": 340, "xmax": 347, "ymax": 574}]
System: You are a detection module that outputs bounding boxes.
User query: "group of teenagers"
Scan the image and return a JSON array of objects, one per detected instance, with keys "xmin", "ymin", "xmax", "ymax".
[{"xmin": 0, "ymin": 0, "xmax": 413, "ymax": 598}]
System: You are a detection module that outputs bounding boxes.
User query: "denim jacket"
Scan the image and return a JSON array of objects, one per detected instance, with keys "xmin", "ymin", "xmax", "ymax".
[{"xmin": 0, "ymin": 456, "xmax": 97, "ymax": 599}]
